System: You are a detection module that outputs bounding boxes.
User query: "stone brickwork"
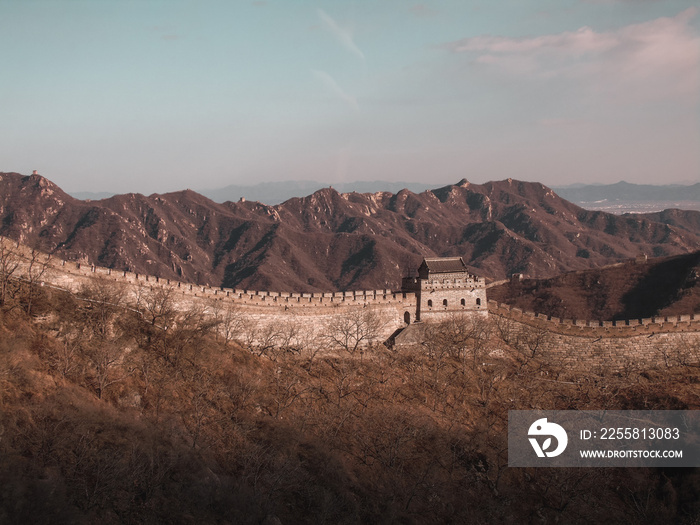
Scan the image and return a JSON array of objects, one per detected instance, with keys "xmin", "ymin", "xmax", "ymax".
[
  {"xmin": 44, "ymin": 261, "xmax": 417, "ymax": 346},
  {"xmin": 539, "ymin": 331, "xmax": 699, "ymax": 372},
  {"xmin": 488, "ymin": 301, "xmax": 700, "ymax": 371},
  {"xmin": 4, "ymin": 236, "xmax": 699, "ymax": 363},
  {"xmin": 488, "ymin": 301, "xmax": 700, "ymax": 336},
  {"xmin": 401, "ymin": 257, "xmax": 487, "ymax": 322},
  {"xmin": 3, "ymin": 238, "xmax": 417, "ymax": 345}
]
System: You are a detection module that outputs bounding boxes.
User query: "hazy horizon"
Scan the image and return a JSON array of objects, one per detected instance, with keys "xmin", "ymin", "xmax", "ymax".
[
  {"xmin": 49, "ymin": 177, "xmax": 700, "ymax": 213},
  {"xmin": 2, "ymin": 1, "xmax": 698, "ymax": 195},
  {"xmin": 38, "ymin": 176, "xmax": 700, "ymax": 201}
]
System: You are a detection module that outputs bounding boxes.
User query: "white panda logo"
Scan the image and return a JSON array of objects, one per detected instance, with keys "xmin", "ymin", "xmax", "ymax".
[{"xmin": 528, "ymin": 418, "xmax": 568, "ymax": 458}]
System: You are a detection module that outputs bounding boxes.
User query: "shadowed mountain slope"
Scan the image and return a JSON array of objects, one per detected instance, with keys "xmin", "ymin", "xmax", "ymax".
[
  {"xmin": 635, "ymin": 209, "xmax": 700, "ymax": 236},
  {"xmin": 489, "ymin": 251, "xmax": 700, "ymax": 320},
  {"xmin": 1, "ymin": 172, "xmax": 699, "ymax": 292}
]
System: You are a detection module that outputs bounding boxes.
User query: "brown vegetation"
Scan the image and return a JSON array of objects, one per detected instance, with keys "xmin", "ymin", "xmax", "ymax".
[
  {"xmin": 0, "ymin": 268, "xmax": 698, "ymax": 524},
  {"xmin": 490, "ymin": 251, "xmax": 700, "ymax": 321}
]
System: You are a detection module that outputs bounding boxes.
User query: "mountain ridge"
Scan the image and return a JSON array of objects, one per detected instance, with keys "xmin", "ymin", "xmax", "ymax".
[
  {"xmin": 67, "ymin": 180, "xmax": 700, "ymax": 208},
  {"xmin": 1, "ymin": 172, "xmax": 699, "ymax": 292}
]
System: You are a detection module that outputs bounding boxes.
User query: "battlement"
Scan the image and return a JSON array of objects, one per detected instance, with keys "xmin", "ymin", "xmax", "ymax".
[
  {"xmin": 488, "ymin": 301, "xmax": 700, "ymax": 336},
  {"xmin": 54, "ymin": 259, "xmax": 416, "ymax": 308},
  {"xmin": 4, "ymin": 236, "xmax": 699, "ymax": 345}
]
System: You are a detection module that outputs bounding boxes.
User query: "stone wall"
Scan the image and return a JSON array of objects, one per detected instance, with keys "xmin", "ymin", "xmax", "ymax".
[
  {"xmin": 4, "ymin": 236, "xmax": 699, "ymax": 364},
  {"xmin": 2, "ymin": 239, "xmax": 416, "ymax": 346},
  {"xmin": 488, "ymin": 301, "xmax": 700, "ymax": 371},
  {"xmin": 488, "ymin": 301, "xmax": 700, "ymax": 336},
  {"xmin": 536, "ymin": 330, "xmax": 699, "ymax": 373}
]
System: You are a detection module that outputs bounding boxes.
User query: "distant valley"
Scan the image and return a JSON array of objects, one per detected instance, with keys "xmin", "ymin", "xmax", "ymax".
[{"xmin": 552, "ymin": 181, "xmax": 700, "ymax": 213}]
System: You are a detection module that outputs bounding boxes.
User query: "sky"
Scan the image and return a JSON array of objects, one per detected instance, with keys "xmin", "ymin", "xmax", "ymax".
[{"xmin": 1, "ymin": 0, "xmax": 698, "ymax": 194}]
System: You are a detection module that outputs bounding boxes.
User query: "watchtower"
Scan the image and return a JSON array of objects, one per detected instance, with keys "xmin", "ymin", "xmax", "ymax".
[{"xmin": 401, "ymin": 257, "xmax": 487, "ymax": 322}]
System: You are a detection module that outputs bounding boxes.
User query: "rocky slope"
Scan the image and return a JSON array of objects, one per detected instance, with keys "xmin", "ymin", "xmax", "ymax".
[
  {"xmin": 489, "ymin": 251, "xmax": 700, "ymax": 320},
  {"xmin": 1, "ymin": 172, "xmax": 699, "ymax": 292}
]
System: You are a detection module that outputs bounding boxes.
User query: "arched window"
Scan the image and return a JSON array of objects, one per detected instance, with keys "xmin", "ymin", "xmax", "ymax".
[
  {"xmin": 476, "ymin": 297, "xmax": 481, "ymax": 306},
  {"xmin": 443, "ymin": 299, "xmax": 448, "ymax": 307},
  {"xmin": 427, "ymin": 299, "xmax": 433, "ymax": 307},
  {"xmin": 404, "ymin": 311, "xmax": 411, "ymax": 325},
  {"xmin": 461, "ymin": 298, "xmax": 466, "ymax": 306}
]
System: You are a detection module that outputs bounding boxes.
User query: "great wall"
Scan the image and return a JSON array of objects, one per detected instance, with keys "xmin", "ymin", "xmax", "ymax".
[
  {"xmin": 486, "ymin": 301, "xmax": 700, "ymax": 371},
  {"xmin": 3, "ymin": 237, "xmax": 699, "ymax": 369}
]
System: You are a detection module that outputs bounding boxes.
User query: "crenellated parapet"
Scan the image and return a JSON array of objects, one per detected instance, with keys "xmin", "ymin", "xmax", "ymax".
[
  {"xmin": 488, "ymin": 301, "xmax": 700, "ymax": 336},
  {"xmin": 5, "ymin": 236, "xmax": 699, "ymax": 351},
  {"xmin": 53, "ymin": 258, "xmax": 417, "ymax": 309},
  {"xmin": 0, "ymin": 238, "xmax": 419, "ymax": 347}
]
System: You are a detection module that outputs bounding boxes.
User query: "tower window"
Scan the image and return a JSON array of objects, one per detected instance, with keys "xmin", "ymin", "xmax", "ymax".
[
  {"xmin": 443, "ymin": 299, "xmax": 448, "ymax": 307},
  {"xmin": 476, "ymin": 298, "xmax": 481, "ymax": 306},
  {"xmin": 427, "ymin": 300, "xmax": 433, "ymax": 307},
  {"xmin": 461, "ymin": 298, "xmax": 466, "ymax": 306}
]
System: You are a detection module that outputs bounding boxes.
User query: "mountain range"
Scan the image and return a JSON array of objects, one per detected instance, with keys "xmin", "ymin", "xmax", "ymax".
[
  {"xmin": 69, "ymin": 180, "xmax": 700, "ymax": 208},
  {"xmin": 1, "ymin": 172, "xmax": 699, "ymax": 292},
  {"xmin": 70, "ymin": 180, "xmax": 437, "ymax": 205}
]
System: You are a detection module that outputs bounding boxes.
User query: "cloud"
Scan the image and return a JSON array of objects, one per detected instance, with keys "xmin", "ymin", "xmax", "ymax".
[
  {"xmin": 317, "ymin": 9, "xmax": 365, "ymax": 60},
  {"xmin": 312, "ymin": 70, "xmax": 359, "ymax": 110},
  {"xmin": 451, "ymin": 26, "xmax": 617, "ymax": 55},
  {"xmin": 409, "ymin": 4, "xmax": 439, "ymax": 18},
  {"xmin": 445, "ymin": 8, "xmax": 700, "ymax": 102}
]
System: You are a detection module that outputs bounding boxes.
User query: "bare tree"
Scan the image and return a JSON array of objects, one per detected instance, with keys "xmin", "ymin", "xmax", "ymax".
[
  {"xmin": 127, "ymin": 285, "xmax": 178, "ymax": 352},
  {"xmin": 54, "ymin": 331, "xmax": 84, "ymax": 379},
  {"xmin": 424, "ymin": 313, "xmax": 491, "ymax": 367},
  {"xmin": 519, "ymin": 323, "xmax": 550, "ymax": 359},
  {"xmin": 78, "ymin": 278, "xmax": 127, "ymax": 341},
  {"xmin": 253, "ymin": 323, "xmax": 285, "ymax": 358},
  {"xmin": 668, "ymin": 335, "xmax": 700, "ymax": 369},
  {"xmin": 275, "ymin": 318, "xmax": 304, "ymax": 352},
  {"xmin": 324, "ymin": 307, "xmax": 386, "ymax": 355},
  {"xmin": 135, "ymin": 285, "xmax": 177, "ymax": 332},
  {"xmin": 209, "ymin": 300, "xmax": 247, "ymax": 346},
  {"xmin": 179, "ymin": 369, "xmax": 219, "ymax": 449},
  {"xmin": 0, "ymin": 238, "xmax": 20, "ymax": 308},
  {"xmin": 23, "ymin": 247, "xmax": 49, "ymax": 315},
  {"xmin": 501, "ymin": 322, "xmax": 552, "ymax": 373},
  {"xmin": 85, "ymin": 341, "xmax": 129, "ymax": 399},
  {"xmin": 493, "ymin": 314, "xmax": 518, "ymax": 346}
]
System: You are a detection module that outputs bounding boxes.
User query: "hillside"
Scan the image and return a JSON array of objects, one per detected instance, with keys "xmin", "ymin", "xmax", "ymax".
[
  {"xmin": 1, "ymin": 172, "xmax": 699, "ymax": 292},
  {"xmin": 489, "ymin": 251, "xmax": 700, "ymax": 320},
  {"xmin": 0, "ymin": 279, "xmax": 698, "ymax": 523},
  {"xmin": 636, "ymin": 208, "xmax": 700, "ymax": 236}
]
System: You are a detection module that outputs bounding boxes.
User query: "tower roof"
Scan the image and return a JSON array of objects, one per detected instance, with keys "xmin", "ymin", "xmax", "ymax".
[{"xmin": 420, "ymin": 257, "xmax": 468, "ymax": 274}]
